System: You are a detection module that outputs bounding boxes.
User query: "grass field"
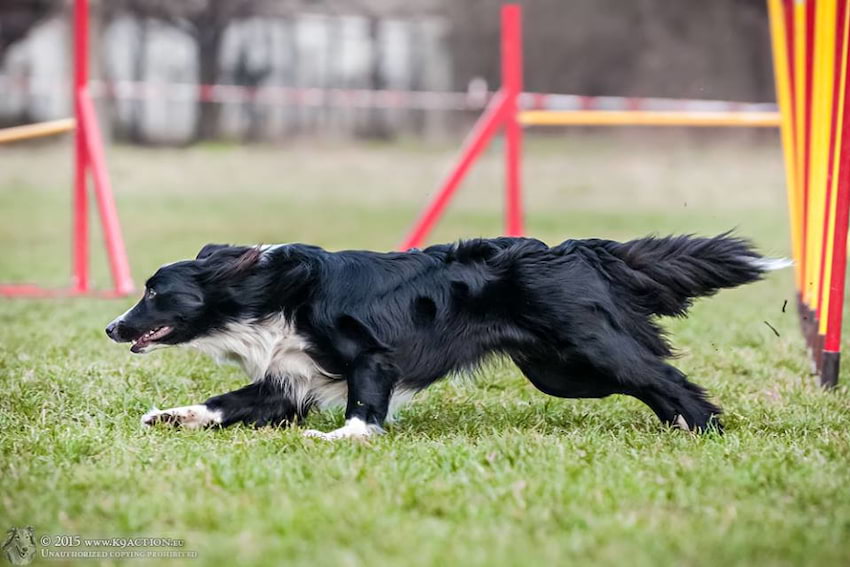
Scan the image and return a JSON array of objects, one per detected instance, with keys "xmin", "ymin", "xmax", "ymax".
[{"xmin": 1, "ymin": 133, "xmax": 849, "ymax": 566}]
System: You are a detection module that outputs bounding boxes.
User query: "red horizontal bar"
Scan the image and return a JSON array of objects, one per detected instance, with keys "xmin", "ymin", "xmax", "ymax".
[{"xmin": 0, "ymin": 284, "xmax": 128, "ymax": 299}]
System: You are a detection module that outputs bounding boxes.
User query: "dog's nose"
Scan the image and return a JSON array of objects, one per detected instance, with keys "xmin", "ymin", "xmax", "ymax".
[{"xmin": 105, "ymin": 321, "xmax": 118, "ymax": 339}]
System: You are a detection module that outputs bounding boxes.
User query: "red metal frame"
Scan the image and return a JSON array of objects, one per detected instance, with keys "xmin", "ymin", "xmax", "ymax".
[
  {"xmin": 400, "ymin": 4, "xmax": 523, "ymax": 249},
  {"xmin": 1, "ymin": 0, "xmax": 133, "ymax": 298}
]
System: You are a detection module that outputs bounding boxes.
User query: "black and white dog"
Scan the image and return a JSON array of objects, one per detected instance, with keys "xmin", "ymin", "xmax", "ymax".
[{"xmin": 106, "ymin": 234, "xmax": 787, "ymax": 439}]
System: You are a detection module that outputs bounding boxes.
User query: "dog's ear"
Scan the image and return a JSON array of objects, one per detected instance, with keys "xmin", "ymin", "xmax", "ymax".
[
  {"xmin": 210, "ymin": 247, "xmax": 263, "ymax": 281},
  {"xmin": 196, "ymin": 243, "xmax": 230, "ymax": 260}
]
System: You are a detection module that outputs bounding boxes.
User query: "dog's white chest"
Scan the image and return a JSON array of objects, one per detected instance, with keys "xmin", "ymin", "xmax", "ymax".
[
  {"xmin": 188, "ymin": 315, "xmax": 332, "ymax": 386},
  {"xmin": 187, "ymin": 314, "xmax": 413, "ymax": 416}
]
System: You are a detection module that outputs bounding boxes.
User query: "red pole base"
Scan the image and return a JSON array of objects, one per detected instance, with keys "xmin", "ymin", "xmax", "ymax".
[
  {"xmin": 821, "ymin": 351, "xmax": 840, "ymax": 388},
  {"xmin": 0, "ymin": 284, "xmax": 129, "ymax": 299}
]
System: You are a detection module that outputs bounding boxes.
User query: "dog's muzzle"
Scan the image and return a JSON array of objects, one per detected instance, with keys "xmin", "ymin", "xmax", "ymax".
[{"xmin": 105, "ymin": 320, "xmax": 121, "ymax": 341}]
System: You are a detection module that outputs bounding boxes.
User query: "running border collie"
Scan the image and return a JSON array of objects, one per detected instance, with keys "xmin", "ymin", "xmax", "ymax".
[{"xmin": 106, "ymin": 234, "xmax": 788, "ymax": 439}]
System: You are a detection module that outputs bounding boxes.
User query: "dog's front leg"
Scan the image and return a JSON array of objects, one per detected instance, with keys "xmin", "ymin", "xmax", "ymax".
[
  {"xmin": 304, "ymin": 354, "xmax": 396, "ymax": 441},
  {"xmin": 142, "ymin": 381, "xmax": 300, "ymax": 429}
]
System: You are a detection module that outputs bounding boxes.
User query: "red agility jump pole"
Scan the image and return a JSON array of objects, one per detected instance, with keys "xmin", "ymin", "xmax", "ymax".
[
  {"xmin": 400, "ymin": 4, "xmax": 523, "ymax": 249},
  {"xmin": 73, "ymin": 0, "xmax": 90, "ymax": 294},
  {"xmin": 0, "ymin": 0, "xmax": 133, "ymax": 298},
  {"xmin": 502, "ymin": 5, "xmax": 524, "ymax": 237},
  {"xmin": 400, "ymin": 3, "xmax": 776, "ymax": 250}
]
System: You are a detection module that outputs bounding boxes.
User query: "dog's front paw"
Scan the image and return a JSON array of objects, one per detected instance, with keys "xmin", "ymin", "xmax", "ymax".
[
  {"xmin": 302, "ymin": 418, "xmax": 382, "ymax": 441},
  {"xmin": 141, "ymin": 405, "xmax": 222, "ymax": 429},
  {"xmin": 302, "ymin": 429, "xmax": 336, "ymax": 440}
]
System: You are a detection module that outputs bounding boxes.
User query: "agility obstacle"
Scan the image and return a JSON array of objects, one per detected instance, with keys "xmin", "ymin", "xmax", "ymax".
[
  {"xmin": 0, "ymin": 0, "xmax": 133, "ymax": 298},
  {"xmin": 401, "ymin": 2, "xmax": 850, "ymax": 385},
  {"xmin": 400, "ymin": 4, "xmax": 782, "ymax": 251},
  {"xmin": 518, "ymin": 110, "xmax": 780, "ymax": 128},
  {"xmin": 768, "ymin": 0, "xmax": 850, "ymax": 386}
]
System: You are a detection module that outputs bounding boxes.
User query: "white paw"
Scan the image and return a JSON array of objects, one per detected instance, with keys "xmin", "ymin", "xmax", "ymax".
[
  {"xmin": 302, "ymin": 429, "xmax": 336, "ymax": 440},
  {"xmin": 302, "ymin": 418, "xmax": 382, "ymax": 441},
  {"xmin": 141, "ymin": 405, "xmax": 222, "ymax": 429},
  {"xmin": 673, "ymin": 414, "xmax": 691, "ymax": 432}
]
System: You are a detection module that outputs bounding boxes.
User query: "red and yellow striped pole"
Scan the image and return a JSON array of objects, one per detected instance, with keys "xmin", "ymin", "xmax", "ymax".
[
  {"xmin": 822, "ymin": 0, "xmax": 850, "ymax": 385},
  {"xmin": 769, "ymin": 0, "xmax": 802, "ymax": 292},
  {"xmin": 770, "ymin": 0, "xmax": 850, "ymax": 385}
]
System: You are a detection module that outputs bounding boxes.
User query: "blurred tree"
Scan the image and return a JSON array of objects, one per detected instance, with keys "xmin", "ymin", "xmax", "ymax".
[
  {"xmin": 446, "ymin": 0, "xmax": 774, "ymax": 102},
  {"xmin": 110, "ymin": 0, "xmax": 275, "ymax": 141},
  {"xmin": 0, "ymin": 0, "xmax": 56, "ymax": 64},
  {"xmin": 232, "ymin": 20, "xmax": 274, "ymax": 142}
]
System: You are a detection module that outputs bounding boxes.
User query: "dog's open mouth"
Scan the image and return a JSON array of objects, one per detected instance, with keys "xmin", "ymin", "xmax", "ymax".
[{"xmin": 131, "ymin": 326, "xmax": 173, "ymax": 353}]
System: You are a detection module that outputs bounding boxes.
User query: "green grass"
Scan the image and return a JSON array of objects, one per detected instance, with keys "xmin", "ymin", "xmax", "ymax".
[{"xmin": 1, "ymin": 134, "xmax": 849, "ymax": 566}]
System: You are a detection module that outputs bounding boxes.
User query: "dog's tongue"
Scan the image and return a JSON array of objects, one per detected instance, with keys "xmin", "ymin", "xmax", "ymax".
[{"xmin": 130, "ymin": 326, "xmax": 172, "ymax": 353}]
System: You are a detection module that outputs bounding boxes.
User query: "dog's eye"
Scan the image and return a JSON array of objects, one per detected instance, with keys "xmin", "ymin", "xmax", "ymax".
[{"xmin": 146, "ymin": 288, "xmax": 157, "ymax": 300}]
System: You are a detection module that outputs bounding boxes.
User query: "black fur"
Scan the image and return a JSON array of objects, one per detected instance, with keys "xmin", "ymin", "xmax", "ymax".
[{"xmin": 107, "ymin": 233, "xmax": 773, "ymax": 434}]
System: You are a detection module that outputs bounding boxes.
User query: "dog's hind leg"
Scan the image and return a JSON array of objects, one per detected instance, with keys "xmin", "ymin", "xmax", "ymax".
[
  {"xmin": 567, "ymin": 327, "xmax": 724, "ymax": 432},
  {"xmin": 514, "ymin": 344, "xmax": 722, "ymax": 433},
  {"xmin": 598, "ymin": 357, "xmax": 723, "ymax": 433},
  {"xmin": 626, "ymin": 366, "xmax": 723, "ymax": 433},
  {"xmin": 512, "ymin": 353, "xmax": 623, "ymax": 399}
]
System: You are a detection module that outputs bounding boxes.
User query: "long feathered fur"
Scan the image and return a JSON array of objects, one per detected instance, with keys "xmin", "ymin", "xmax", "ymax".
[
  {"xmin": 107, "ymin": 233, "xmax": 786, "ymax": 435},
  {"xmin": 555, "ymin": 233, "xmax": 766, "ymax": 317}
]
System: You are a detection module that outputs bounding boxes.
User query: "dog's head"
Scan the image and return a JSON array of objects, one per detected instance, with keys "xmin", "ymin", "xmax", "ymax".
[{"xmin": 105, "ymin": 244, "xmax": 262, "ymax": 353}]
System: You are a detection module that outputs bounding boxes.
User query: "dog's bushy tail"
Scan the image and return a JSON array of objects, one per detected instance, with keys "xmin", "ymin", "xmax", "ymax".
[{"xmin": 586, "ymin": 233, "xmax": 790, "ymax": 317}]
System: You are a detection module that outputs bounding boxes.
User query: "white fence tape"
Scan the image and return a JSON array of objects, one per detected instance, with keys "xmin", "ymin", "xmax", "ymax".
[{"xmin": 0, "ymin": 75, "xmax": 777, "ymax": 113}]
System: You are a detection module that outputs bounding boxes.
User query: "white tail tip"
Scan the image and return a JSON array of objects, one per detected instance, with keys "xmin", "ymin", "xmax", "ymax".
[{"xmin": 749, "ymin": 257, "xmax": 794, "ymax": 271}]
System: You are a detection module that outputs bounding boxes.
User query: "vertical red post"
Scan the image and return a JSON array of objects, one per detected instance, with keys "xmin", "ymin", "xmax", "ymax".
[
  {"xmin": 72, "ymin": 0, "xmax": 89, "ymax": 293},
  {"xmin": 823, "ymin": 7, "xmax": 850, "ymax": 387},
  {"xmin": 79, "ymin": 95, "xmax": 135, "ymax": 296},
  {"xmin": 398, "ymin": 4, "xmax": 524, "ymax": 249},
  {"xmin": 72, "ymin": 0, "xmax": 134, "ymax": 296},
  {"xmin": 502, "ymin": 4, "xmax": 524, "ymax": 237}
]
